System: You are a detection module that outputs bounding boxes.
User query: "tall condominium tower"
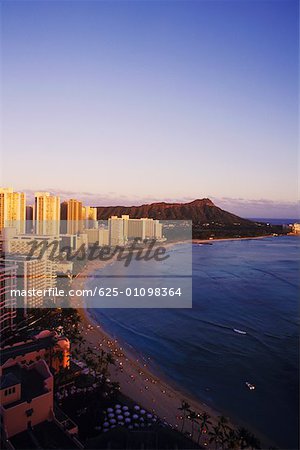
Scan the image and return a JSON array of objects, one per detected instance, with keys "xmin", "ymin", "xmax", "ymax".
[
  {"xmin": 5, "ymin": 254, "xmax": 48, "ymax": 315},
  {"xmin": 67, "ymin": 199, "xmax": 83, "ymax": 234},
  {"xmin": 108, "ymin": 216, "xmax": 126, "ymax": 246},
  {"xmin": 0, "ymin": 187, "xmax": 26, "ymax": 234},
  {"xmin": 82, "ymin": 206, "xmax": 97, "ymax": 229},
  {"xmin": 34, "ymin": 192, "xmax": 60, "ymax": 235}
]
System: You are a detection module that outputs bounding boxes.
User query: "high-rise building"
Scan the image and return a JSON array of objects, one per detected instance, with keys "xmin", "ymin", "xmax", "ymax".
[
  {"xmin": 5, "ymin": 254, "xmax": 48, "ymax": 313},
  {"xmin": 0, "ymin": 188, "xmax": 26, "ymax": 234},
  {"xmin": 6, "ymin": 235, "xmax": 59, "ymax": 291},
  {"xmin": 34, "ymin": 192, "xmax": 60, "ymax": 235},
  {"xmin": 82, "ymin": 206, "xmax": 97, "ymax": 221},
  {"xmin": 108, "ymin": 216, "xmax": 126, "ymax": 246},
  {"xmin": 82, "ymin": 206, "xmax": 97, "ymax": 229},
  {"xmin": 108, "ymin": 215, "xmax": 163, "ymax": 246},
  {"xmin": 67, "ymin": 199, "xmax": 83, "ymax": 234},
  {"xmin": 0, "ymin": 260, "xmax": 17, "ymax": 338},
  {"xmin": 127, "ymin": 217, "xmax": 162, "ymax": 240}
]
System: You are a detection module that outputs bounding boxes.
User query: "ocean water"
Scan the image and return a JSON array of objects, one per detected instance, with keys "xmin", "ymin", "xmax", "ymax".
[{"xmin": 89, "ymin": 236, "xmax": 299, "ymax": 449}]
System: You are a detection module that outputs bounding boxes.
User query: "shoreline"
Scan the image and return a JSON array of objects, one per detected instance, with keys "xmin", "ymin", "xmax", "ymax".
[
  {"xmin": 76, "ymin": 306, "xmax": 273, "ymax": 448},
  {"xmin": 76, "ymin": 304, "xmax": 231, "ymax": 444},
  {"xmin": 192, "ymin": 234, "xmax": 278, "ymax": 244},
  {"xmin": 68, "ymin": 239, "xmax": 276, "ymax": 447}
]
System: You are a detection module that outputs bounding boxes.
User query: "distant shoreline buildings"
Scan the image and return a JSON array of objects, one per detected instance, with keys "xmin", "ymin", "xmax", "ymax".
[{"xmin": 0, "ymin": 187, "xmax": 164, "ymax": 332}]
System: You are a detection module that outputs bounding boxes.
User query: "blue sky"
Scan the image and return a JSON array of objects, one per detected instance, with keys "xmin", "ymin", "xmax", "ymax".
[{"xmin": 1, "ymin": 0, "xmax": 299, "ymax": 217}]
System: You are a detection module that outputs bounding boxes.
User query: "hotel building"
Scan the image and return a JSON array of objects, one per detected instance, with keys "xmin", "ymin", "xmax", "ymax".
[
  {"xmin": 0, "ymin": 330, "xmax": 70, "ymax": 375},
  {"xmin": 0, "ymin": 331, "xmax": 80, "ymax": 449},
  {"xmin": 0, "ymin": 188, "xmax": 26, "ymax": 234},
  {"xmin": 0, "ymin": 260, "xmax": 17, "ymax": 338},
  {"xmin": 34, "ymin": 192, "xmax": 60, "ymax": 236},
  {"xmin": 0, "ymin": 359, "xmax": 55, "ymax": 439},
  {"xmin": 108, "ymin": 216, "xmax": 126, "ymax": 246},
  {"xmin": 108, "ymin": 215, "xmax": 163, "ymax": 245},
  {"xmin": 4, "ymin": 234, "xmax": 59, "ymax": 291},
  {"xmin": 82, "ymin": 206, "xmax": 97, "ymax": 222},
  {"xmin": 5, "ymin": 254, "xmax": 48, "ymax": 313},
  {"xmin": 67, "ymin": 199, "xmax": 83, "ymax": 234}
]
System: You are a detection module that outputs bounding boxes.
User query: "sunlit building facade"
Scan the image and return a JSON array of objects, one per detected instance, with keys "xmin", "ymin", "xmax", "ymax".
[
  {"xmin": 0, "ymin": 188, "xmax": 26, "ymax": 234},
  {"xmin": 34, "ymin": 192, "xmax": 60, "ymax": 235},
  {"xmin": 67, "ymin": 199, "xmax": 83, "ymax": 234}
]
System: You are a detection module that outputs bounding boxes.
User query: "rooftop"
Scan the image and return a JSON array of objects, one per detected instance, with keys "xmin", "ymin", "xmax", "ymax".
[
  {"xmin": 0, "ymin": 331, "xmax": 65, "ymax": 366},
  {"xmin": 2, "ymin": 361, "xmax": 51, "ymax": 408}
]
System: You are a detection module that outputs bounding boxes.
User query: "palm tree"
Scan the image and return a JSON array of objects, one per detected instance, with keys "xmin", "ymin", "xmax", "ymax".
[
  {"xmin": 188, "ymin": 410, "xmax": 198, "ymax": 439},
  {"xmin": 209, "ymin": 425, "xmax": 224, "ymax": 450},
  {"xmin": 197, "ymin": 411, "xmax": 212, "ymax": 444},
  {"xmin": 105, "ymin": 352, "xmax": 115, "ymax": 370},
  {"xmin": 225, "ymin": 428, "xmax": 239, "ymax": 450},
  {"xmin": 178, "ymin": 400, "xmax": 190, "ymax": 432},
  {"xmin": 237, "ymin": 427, "xmax": 252, "ymax": 449},
  {"xmin": 218, "ymin": 415, "xmax": 229, "ymax": 432}
]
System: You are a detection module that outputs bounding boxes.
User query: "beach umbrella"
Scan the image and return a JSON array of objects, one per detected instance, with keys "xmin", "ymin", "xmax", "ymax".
[
  {"xmin": 103, "ymin": 422, "xmax": 109, "ymax": 427},
  {"xmin": 134, "ymin": 405, "xmax": 140, "ymax": 410},
  {"xmin": 118, "ymin": 422, "xmax": 124, "ymax": 426},
  {"xmin": 134, "ymin": 423, "xmax": 140, "ymax": 428},
  {"xmin": 124, "ymin": 412, "xmax": 130, "ymax": 417},
  {"xmin": 125, "ymin": 418, "xmax": 131, "ymax": 423},
  {"xmin": 108, "ymin": 413, "xmax": 115, "ymax": 418},
  {"xmin": 103, "ymin": 429, "xmax": 108, "ymax": 433},
  {"xmin": 122, "ymin": 406, "xmax": 129, "ymax": 411},
  {"xmin": 147, "ymin": 413, "xmax": 153, "ymax": 419},
  {"xmin": 111, "ymin": 425, "xmax": 116, "ymax": 429},
  {"xmin": 140, "ymin": 409, "xmax": 146, "ymax": 415},
  {"xmin": 107, "ymin": 408, "xmax": 113, "ymax": 413},
  {"xmin": 110, "ymin": 419, "xmax": 116, "ymax": 424},
  {"xmin": 152, "ymin": 418, "xmax": 157, "ymax": 422},
  {"xmin": 133, "ymin": 414, "xmax": 139, "ymax": 420},
  {"xmin": 117, "ymin": 415, "xmax": 123, "ymax": 420},
  {"xmin": 115, "ymin": 409, "xmax": 122, "ymax": 415},
  {"xmin": 140, "ymin": 417, "xmax": 144, "ymax": 422},
  {"xmin": 115, "ymin": 404, "xmax": 121, "ymax": 409}
]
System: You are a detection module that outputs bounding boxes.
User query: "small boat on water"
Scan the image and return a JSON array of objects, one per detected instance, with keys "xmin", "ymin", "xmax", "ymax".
[
  {"xmin": 245, "ymin": 382, "xmax": 256, "ymax": 390},
  {"xmin": 233, "ymin": 328, "xmax": 247, "ymax": 335}
]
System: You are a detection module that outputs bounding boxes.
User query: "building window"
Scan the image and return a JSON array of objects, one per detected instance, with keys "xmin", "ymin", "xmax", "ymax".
[{"xmin": 4, "ymin": 387, "xmax": 15, "ymax": 396}]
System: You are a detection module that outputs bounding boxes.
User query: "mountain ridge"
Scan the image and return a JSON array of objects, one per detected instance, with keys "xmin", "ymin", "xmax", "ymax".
[{"xmin": 95, "ymin": 198, "xmax": 252, "ymax": 224}]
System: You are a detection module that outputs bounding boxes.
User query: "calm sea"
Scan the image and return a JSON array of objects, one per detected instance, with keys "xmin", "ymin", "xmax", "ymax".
[{"xmin": 89, "ymin": 236, "xmax": 299, "ymax": 449}]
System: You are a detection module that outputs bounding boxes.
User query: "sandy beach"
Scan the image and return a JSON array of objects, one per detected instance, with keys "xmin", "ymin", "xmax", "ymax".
[{"xmin": 76, "ymin": 304, "xmax": 229, "ymax": 444}]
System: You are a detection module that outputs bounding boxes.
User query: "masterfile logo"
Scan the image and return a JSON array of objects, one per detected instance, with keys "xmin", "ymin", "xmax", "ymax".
[{"xmin": 3, "ymin": 220, "xmax": 192, "ymax": 309}]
